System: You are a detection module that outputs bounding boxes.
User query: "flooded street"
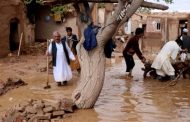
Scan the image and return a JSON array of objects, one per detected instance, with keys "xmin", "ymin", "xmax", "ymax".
[
  {"xmin": 95, "ymin": 60, "xmax": 190, "ymax": 122},
  {"xmin": 0, "ymin": 56, "xmax": 190, "ymax": 122}
]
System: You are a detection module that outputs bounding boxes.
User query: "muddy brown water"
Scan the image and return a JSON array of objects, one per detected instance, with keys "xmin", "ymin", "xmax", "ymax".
[{"xmin": 0, "ymin": 56, "xmax": 190, "ymax": 122}]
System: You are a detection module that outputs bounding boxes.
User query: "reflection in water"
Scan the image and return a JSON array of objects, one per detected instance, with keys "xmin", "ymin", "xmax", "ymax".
[{"xmin": 1, "ymin": 58, "xmax": 190, "ymax": 122}]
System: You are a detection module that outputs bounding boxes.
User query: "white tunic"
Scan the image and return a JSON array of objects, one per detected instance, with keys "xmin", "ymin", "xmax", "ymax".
[
  {"xmin": 48, "ymin": 41, "xmax": 75, "ymax": 82},
  {"xmin": 151, "ymin": 41, "xmax": 181, "ymax": 73}
]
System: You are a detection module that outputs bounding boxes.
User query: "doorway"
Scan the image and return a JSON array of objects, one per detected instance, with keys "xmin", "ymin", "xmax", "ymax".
[
  {"xmin": 179, "ymin": 19, "xmax": 188, "ymax": 36},
  {"xmin": 9, "ymin": 18, "xmax": 19, "ymax": 52}
]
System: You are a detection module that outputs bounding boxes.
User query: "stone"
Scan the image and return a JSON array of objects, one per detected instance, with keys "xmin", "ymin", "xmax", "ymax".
[
  {"xmin": 14, "ymin": 115, "xmax": 26, "ymax": 122},
  {"xmin": 21, "ymin": 101, "xmax": 30, "ymax": 107},
  {"xmin": 43, "ymin": 106, "xmax": 54, "ymax": 113},
  {"xmin": 28, "ymin": 115, "xmax": 51, "ymax": 122},
  {"xmin": 44, "ymin": 113, "xmax": 52, "ymax": 119},
  {"xmin": 27, "ymin": 99, "xmax": 34, "ymax": 105},
  {"xmin": 44, "ymin": 102, "xmax": 53, "ymax": 107},
  {"xmin": 52, "ymin": 111, "xmax": 65, "ymax": 117},
  {"xmin": 60, "ymin": 98, "xmax": 74, "ymax": 112},
  {"xmin": 52, "ymin": 101, "xmax": 61, "ymax": 111},
  {"xmin": 14, "ymin": 104, "xmax": 25, "ymax": 112},
  {"xmin": 22, "ymin": 111, "xmax": 27, "ymax": 117},
  {"xmin": 28, "ymin": 117, "xmax": 38, "ymax": 122},
  {"xmin": 38, "ymin": 114, "xmax": 51, "ymax": 120},
  {"xmin": 37, "ymin": 108, "xmax": 44, "ymax": 115},
  {"xmin": 33, "ymin": 100, "xmax": 45, "ymax": 108},
  {"xmin": 26, "ymin": 113, "xmax": 35, "ymax": 120},
  {"xmin": 63, "ymin": 113, "xmax": 72, "ymax": 118},
  {"xmin": 25, "ymin": 106, "xmax": 37, "ymax": 114},
  {"xmin": 51, "ymin": 118, "xmax": 64, "ymax": 122},
  {"xmin": 43, "ymin": 120, "xmax": 50, "ymax": 122}
]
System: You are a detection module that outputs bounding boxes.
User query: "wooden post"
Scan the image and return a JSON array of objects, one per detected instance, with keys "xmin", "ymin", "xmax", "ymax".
[
  {"xmin": 46, "ymin": 39, "xmax": 49, "ymax": 86},
  {"xmin": 17, "ymin": 32, "xmax": 23, "ymax": 57}
]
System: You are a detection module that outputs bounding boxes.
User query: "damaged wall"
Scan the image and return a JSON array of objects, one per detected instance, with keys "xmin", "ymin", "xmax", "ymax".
[{"xmin": 0, "ymin": 0, "xmax": 34, "ymax": 57}]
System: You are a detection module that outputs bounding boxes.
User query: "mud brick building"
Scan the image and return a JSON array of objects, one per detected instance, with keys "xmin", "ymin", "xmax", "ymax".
[{"xmin": 0, "ymin": 0, "xmax": 34, "ymax": 57}]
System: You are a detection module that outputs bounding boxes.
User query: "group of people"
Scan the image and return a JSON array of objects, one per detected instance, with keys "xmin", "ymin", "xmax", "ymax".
[
  {"xmin": 123, "ymin": 27, "xmax": 190, "ymax": 81},
  {"xmin": 47, "ymin": 26, "xmax": 190, "ymax": 86},
  {"xmin": 46, "ymin": 27, "xmax": 78, "ymax": 86}
]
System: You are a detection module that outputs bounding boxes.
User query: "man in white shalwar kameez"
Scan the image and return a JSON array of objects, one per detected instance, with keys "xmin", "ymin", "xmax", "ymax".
[
  {"xmin": 151, "ymin": 38, "xmax": 183, "ymax": 81},
  {"xmin": 47, "ymin": 31, "xmax": 75, "ymax": 86}
]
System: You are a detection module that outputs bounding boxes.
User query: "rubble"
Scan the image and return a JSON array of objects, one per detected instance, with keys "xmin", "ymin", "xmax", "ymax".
[
  {"xmin": 1, "ymin": 98, "xmax": 75, "ymax": 122},
  {"xmin": 0, "ymin": 78, "xmax": 27, "ymax": 96}
]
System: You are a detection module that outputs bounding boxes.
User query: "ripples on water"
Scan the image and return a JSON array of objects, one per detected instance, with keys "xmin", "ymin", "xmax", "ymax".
[{"xmin": 94, "ymin": 60, "xmax": 190, "ymax": 122}]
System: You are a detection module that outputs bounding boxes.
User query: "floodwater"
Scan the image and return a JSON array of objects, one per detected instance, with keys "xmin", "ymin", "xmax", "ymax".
[{"xmin": 0, "ymin": 56, "xmax": 190, "ymax": 122}]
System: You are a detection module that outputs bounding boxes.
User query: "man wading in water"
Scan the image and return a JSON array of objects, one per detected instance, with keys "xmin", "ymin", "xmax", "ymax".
[{"xmin": 123, "ymin": 28, "xmax": 146, "ymax": 78}]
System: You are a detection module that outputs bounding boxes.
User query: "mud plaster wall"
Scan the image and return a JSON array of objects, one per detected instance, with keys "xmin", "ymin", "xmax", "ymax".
[
  {"xmin": 0, "ymin": 0, "xmax": 31, "ymax": 57},
  {"xmin": 142, "ymin": 17, "xmax": 163, "ymax": 53},
  {"xmin": 35, "ymin": 6, "xmax": 78, "ymax": 41},
  {"xmin": 168, "ymin": 18, "xmax": 179, "ymax": 41},
  {"xmin": 142, "ymin": 33, "xmax": 163, "ymax": 53}
]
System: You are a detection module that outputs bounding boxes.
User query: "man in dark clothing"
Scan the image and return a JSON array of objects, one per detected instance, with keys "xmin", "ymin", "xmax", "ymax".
[
  {"xmin": 104, "ymin": 39, "xmax": 116, "ymax": 58},
  {"xmin": 123, "ymin": 28, "xmax": 146, "ymax": 77},
  {"xmin": 63, "ymin": 27, "xmax": 78, "ymax": 55},
  {"xmin": 63, "ymin": 27, "xmax": 80, "ymax": 72},
  {"xmin": 181, "ymin": 28, "xmax": 190, "ymax": 60}
]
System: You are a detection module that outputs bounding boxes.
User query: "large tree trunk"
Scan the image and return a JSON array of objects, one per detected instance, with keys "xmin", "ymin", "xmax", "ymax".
[
  {"xmin": 71, "ymin": 0, "xmax": 145, "ymax": 109},
  {"xmin": 72, "ymin": 22, "xmax": 120, "ymax": 108},
  {"xmin": 72, "ymin": 41, "xmax": 106, "ymax": 108}
]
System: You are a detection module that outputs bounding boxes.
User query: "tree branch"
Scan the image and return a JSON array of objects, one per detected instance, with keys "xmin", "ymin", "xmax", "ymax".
[
  {"xmin": 141, "ymin": 1, "xmax": 169, "ymax": 10},
  {"xmin": 111, "ymin": 0, "xmax": 127, "ymax": 21},
  {"xmin": 43, "ymin": 0, "xmax": 168, "ymax": 10},
  {"xmin": 118, "ymin": 0, "xmax": 144, "ymax": 26},
  {"xmin": 89, "ymin": 3, "xmax": 95, "ymax": 13}
]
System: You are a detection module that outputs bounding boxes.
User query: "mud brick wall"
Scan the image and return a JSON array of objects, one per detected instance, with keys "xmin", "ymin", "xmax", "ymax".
[{"xmin": 0, "ymin": 0, "xmax": 32, "ymax": 57}]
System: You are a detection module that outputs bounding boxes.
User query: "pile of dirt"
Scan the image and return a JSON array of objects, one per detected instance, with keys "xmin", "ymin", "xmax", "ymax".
[
  {"xmin": 0, "ymin": 78, "xmax": 27, "ymax": 96},
  {"xmin": 1, "ymin": 98, "xmax": 75, "ymax": 122},
  {"xmin": 26, "ymin": 42, "xmax": 47, "ymax": 55}
]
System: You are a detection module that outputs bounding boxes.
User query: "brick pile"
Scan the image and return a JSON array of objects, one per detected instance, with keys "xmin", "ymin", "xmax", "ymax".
[{"xmin": 1, "ymin": 98, "xmax": 75, "ymax": 122}]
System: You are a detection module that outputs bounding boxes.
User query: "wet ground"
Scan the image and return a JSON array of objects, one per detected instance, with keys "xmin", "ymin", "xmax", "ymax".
[{"xmin": 0, "ymin": 55, "xmax": 190, "ymax": 122}]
